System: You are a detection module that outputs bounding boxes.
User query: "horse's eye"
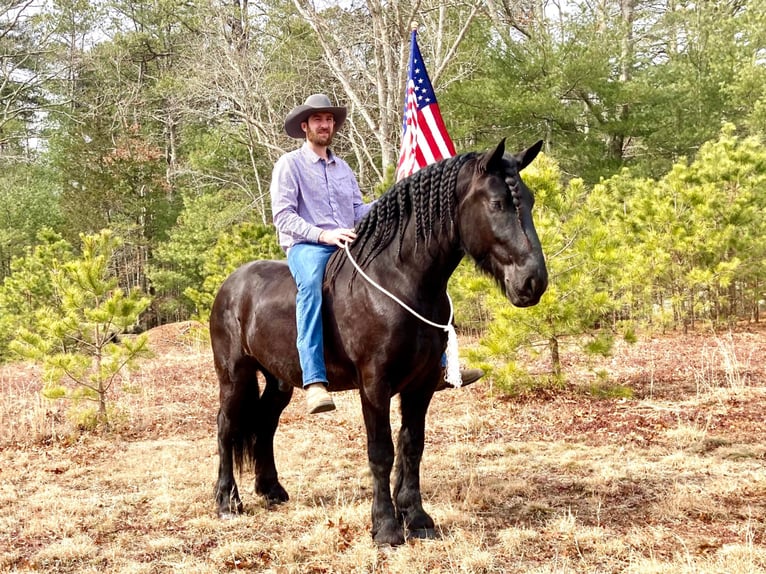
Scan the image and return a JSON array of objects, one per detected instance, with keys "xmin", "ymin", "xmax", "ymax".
[{"xmin": 490, "ymin": 200, "xmax": 504, "ymax": 212}]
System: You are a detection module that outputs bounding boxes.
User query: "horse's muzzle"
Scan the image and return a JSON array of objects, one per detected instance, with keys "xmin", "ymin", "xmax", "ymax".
[{"xmin": 505, "ymin": 263, "xmax": 548, "ymax": 307}]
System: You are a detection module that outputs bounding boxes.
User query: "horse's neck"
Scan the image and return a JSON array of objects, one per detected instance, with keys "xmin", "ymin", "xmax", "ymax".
[
  {"xmin": 386, "ymin": 235, "xmax": 464, "ymax": 296},
  {"xmin": 338, "ymin": 185, "xmax": 467, "ymax": 299}
]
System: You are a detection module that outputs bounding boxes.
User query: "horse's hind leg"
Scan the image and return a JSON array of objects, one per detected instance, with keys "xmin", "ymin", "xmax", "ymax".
[
  {"xmin": 253, "ymin": 371, "xmax": 293, "ymax": 504},
  {"xmin": 215, "ymin": 407, "xmax": 242, "ymax": 517},
  {"xmin": 214, "ymin": 357, "xmax": 258, "ymax": 517},
  {"xmin": 394, "ymin": 388, "xmax": 436, "ymax": 539}
]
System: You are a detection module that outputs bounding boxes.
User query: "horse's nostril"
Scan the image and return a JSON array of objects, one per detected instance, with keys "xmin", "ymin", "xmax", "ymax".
[{"xmin": 524, "ymin": 273, "xmax": 547, "ymax": 296}]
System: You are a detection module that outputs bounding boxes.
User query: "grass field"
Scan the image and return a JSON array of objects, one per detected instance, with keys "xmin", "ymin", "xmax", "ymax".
[{"xmin": 1, "ymin": 322, "xmax": 764, "ymax": 573}]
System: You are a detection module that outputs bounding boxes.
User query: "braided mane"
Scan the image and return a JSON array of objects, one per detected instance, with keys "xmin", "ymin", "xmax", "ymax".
[{"xmin": 326, "ymin": 152, "xmax": 476, "ymax": 280}]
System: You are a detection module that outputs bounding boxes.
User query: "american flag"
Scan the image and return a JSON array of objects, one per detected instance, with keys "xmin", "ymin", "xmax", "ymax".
[{"xmin": 395, "ymin": 29, "xmax": 456, "ymax": 181}]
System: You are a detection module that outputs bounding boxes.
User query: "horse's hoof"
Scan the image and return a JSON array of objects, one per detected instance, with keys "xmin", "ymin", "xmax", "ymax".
[
  {"xmin": 372, "ymin": 523, "xmax": 405, "ymax": 547},
  {"xmin": 216, "ymin": 499, "xmax": 243, "ymax": 518},
  {"xmin": 257, "ymin": 483, "xmax": 289, "ymax": 504},
  {"xmin": 399, "ymin": 509, "xmax": 435, "ymax": 531},
  {"xmin": 407, "ymin": 528, "xmax": 438, "ymax": 540}
]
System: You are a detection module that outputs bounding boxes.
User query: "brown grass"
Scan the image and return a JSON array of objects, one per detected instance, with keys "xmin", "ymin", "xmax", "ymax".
[{"xmin": 0, "ymin": 323, "xmax": 764, "ymax": 573}]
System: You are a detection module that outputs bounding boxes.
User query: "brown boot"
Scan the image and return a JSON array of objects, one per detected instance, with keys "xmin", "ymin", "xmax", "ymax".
[
  {"xmin": 305, "ymin": 383, "xmax": 336, "ymax": 414},
  {"xmin": 436, "ymin": 368, "xmax": 485, "ymax": 391}
]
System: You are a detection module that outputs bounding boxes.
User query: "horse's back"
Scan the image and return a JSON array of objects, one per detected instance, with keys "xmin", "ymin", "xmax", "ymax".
[
  {"xmin": 209, "ymin": 254, "xmax": 439, "ymax": 392},
  {"xmin": 212, "ymin": 259, "xmax": 293, "ymax": 315}
]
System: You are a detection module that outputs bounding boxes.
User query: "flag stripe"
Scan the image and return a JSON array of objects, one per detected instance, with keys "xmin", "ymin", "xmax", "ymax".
[
  {"xmin": 423, "ymin": 106, "xmax": 456, "ymax": 156},
  {"xmin": 419, "ymin": 107, "xmax": 453, "ymax": 159}
]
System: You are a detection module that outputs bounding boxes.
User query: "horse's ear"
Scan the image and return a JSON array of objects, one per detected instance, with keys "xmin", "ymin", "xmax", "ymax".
[
  {"xmin": 516, "ymin": 140, "xmax": 544, "ymax": 171},
  {"xmin": 478, "ymin": 139, "xmax": 507, "ymax": 173}
]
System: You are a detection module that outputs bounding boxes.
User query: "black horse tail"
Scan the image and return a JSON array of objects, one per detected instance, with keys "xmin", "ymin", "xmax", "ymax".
[
  {"xmin": 236, "ymin": 372, "xmax": 262, "ymax": 475},
  {"xmin": 216, "ymin": 355, "xmax": 262, "ymax": 475},
  {"xmin": 220, "ymin": 359, "xmax": 293, "ymax": 483}
]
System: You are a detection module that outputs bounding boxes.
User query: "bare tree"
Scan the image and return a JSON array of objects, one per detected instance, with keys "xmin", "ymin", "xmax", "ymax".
[
  {"xmin": 139, "ymin": 0, "xmax": 481, "ymax": 218},
  {"xmin": 174, "ymin": 1, "xmax": 302, "ymax": 222},
  {"xmin": 0, "ymin": 0, "xmax": 66, "ymax": 158},
  {"xmin": 292, "ymin": 0, "xmax": 481, "ymax": 179}
]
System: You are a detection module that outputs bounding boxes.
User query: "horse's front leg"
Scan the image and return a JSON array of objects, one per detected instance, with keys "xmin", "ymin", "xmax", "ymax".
[
  {"xmin": 394, "ymin": 386, "xmax": 436, "ymax": 539},
  {"xmin": 360, "ymin": 387, "xmax": 403, "ymax": 546}
]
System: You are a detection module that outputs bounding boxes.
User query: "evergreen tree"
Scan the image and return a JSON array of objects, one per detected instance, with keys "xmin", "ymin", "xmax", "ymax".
[
  {"xmin": 0, "ymin": 165, "xmax": 64, "ymax": 279},
  {"xmin": 11, "ymin": 230, "xmax": 151, "ymax": 429},
  {"xmin": 0, "ymin": 229, "xmax": 73, "ymax": 362},
  {"xmin": 607, "ymin": 125, "xmax": 766, "ymax": 328},
  {"xmin": 185, "ymin": 222, "xmax": 283, "ymax": 321}
]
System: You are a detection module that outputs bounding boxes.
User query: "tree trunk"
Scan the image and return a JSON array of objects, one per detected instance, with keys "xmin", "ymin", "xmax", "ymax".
[
  {"xmin": 549, "ymin": 336, "xmax": 561, "ymax": 377},
  {"xmin": 94, "ymin": 347, "xmax": 108, "ymax": 428},
  {"xmin": 608, "ymin": 0, "xmax": 635, "ymax": 162}
]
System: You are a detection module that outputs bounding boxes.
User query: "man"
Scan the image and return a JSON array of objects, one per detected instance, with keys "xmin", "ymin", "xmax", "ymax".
[
  {"xmin": 270, "ymin": 94, "xmax": 371, "ymax": 414},
  {"xmin": 271, "ymin": 94, "xmax": 483, "ymax": 415}
]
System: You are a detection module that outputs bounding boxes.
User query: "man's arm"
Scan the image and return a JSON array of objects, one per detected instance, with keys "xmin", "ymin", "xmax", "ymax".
[{"xmin": 270, "ymin": 154, "xmax": 324, "ymax": 244}]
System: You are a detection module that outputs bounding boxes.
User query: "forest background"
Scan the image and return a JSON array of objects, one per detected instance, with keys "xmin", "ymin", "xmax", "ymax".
[{"xmin": 1, "ymin": 0, "xmax": 765, "ymax": 390}]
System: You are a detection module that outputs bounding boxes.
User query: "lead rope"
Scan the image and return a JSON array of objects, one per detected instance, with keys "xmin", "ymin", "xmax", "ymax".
[{"xmin": 342, "ymin": 243, "xmax": 462, "ymax": 387}]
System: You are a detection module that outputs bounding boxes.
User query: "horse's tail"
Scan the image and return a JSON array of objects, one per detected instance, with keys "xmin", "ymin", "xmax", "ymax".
[
  {"xmin": 220, "ymin": 360, "xmax": 293, "ymax": 475},
  {"xmin": 227, "ymin": 358, "xmax": 264, "ymax": 474}
]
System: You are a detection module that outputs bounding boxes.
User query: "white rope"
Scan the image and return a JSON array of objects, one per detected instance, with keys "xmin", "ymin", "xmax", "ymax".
[{"xmin": 342, "ymin": 243, "xmax": 462, "ymax": 387}]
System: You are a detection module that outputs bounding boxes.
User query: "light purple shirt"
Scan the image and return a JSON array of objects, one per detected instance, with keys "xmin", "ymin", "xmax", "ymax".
[{"xmin": 271, "ymin": 142, "xmax": 372, "ymax": 252}]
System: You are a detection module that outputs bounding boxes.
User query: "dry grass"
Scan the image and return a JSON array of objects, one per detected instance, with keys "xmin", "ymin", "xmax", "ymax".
[{"xmin": 0, "ymin": 323, "xmax": 764, "ymax": 573}]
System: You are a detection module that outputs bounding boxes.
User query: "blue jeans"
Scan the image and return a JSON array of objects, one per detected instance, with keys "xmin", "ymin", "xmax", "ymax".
[{"xmin": 287, "ymin": 243, "xmax": 337, "ymax": 388}]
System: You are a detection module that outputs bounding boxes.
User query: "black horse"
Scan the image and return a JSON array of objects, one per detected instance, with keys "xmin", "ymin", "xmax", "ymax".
[{"xmin": 210, "ymin": 139, "xmax": 548, "ymax": 546}]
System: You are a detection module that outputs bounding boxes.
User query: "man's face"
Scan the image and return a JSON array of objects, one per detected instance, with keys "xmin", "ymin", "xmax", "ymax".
[{"xmin": 303, "ymin": 112, "xmax": 335, "ymax": 147}]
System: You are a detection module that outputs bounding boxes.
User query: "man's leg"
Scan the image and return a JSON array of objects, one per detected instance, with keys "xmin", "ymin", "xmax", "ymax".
[{"xmin": 287, "ymin": 243, "xmax": 337, "ymax": 413}]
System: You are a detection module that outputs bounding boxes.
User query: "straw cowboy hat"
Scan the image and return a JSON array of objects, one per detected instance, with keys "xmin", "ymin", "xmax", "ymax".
[{"xmin": 284, "ymin": 93, "xmax": 347, "ymax": 139}]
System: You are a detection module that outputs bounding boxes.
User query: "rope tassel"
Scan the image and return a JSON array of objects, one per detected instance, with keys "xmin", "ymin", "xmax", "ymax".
[{"xmin": 444, "ymin": 324, "xmax": 462, "ymax": 387}]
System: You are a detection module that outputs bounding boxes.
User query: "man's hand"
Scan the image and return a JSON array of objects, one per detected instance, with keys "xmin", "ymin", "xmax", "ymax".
[{"xmin": 319, "ymin": 228, "xmax": 357, "ymax": 247}]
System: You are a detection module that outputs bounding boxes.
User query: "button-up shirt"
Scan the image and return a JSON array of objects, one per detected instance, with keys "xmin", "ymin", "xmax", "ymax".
[{"xmin": 270, "ymin": 142, "xmax": 372, "ymax": 252}]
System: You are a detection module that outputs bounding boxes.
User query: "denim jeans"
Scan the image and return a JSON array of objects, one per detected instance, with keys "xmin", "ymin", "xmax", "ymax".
[{"xmin": 287, "ymin": 242, "xmax": 337, "ymax": 388}]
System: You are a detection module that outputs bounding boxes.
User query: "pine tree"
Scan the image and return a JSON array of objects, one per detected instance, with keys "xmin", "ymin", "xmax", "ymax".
[
  {"xmin": 0, "ymin": 229, "xmax": 73, "ymax": 362},
  {"xmin": 11, "ymin": 230, "xmax": 151, "ymax": 429},
  {"xmin": 184, "ymin": 222, "xmax": 283, "ymax": 321}
]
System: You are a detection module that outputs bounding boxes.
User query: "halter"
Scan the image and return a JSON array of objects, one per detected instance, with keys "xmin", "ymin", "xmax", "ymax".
[{"xmin": 342, "ymin": 243, "xmax": 463, "ymax": 387}]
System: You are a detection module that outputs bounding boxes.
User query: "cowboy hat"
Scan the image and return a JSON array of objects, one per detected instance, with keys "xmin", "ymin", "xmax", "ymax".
[{"xmin": 284, "ymin": 93, "xmax": 347, "ymax": 139}]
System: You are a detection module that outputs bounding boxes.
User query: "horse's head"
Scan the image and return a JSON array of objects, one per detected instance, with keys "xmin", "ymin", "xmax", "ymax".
[{"xmin": 458, "ymin": 139, "xmax": 548, "ymax": 307}]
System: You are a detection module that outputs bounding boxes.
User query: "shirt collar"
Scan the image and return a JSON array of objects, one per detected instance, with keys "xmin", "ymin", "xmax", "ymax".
[{"xmin": 301, "ymin": 141, "xmax": 336, "ymax": 164}]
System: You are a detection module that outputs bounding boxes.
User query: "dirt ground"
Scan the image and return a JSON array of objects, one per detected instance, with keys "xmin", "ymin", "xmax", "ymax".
[{"xmin": 0, "ymin": 322, "xmax": 764, "ymax": 573}]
